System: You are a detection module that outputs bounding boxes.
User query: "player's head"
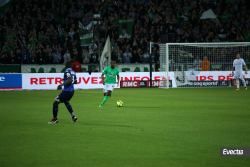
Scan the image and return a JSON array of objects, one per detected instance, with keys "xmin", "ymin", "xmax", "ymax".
[
  {"xmin": 111, "ymin": 60, "xmax": 116, "ymax": 68},
  {"xmin": 236, "ymin": 54, "xmax": 240, "ymax": 59},
  {"xmin": 66, "ymin": 61, "xmax": 72, "ymax": 68}
]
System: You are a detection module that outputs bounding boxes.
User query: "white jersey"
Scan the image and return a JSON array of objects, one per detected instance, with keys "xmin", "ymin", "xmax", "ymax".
[{"xmin": 233, "ymin": 58, "xmax": 246, "ymax": 72}]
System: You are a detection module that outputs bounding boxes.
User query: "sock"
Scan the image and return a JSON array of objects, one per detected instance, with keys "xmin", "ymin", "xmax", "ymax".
[
  {"xmin": 108, "ymin": 92, "xmax": 112, "ymax": 99},
  {"xmin": 241, "ymin": 78, "xmax": 246, "ymax": 87},
  {"xmin": 101, "ymin": 96, "xmax": 109, "ymax": 105},
  {"xmin": 53, "ymin": 106, "xmax": 58, "ymax": 118},
  {"xmin": 65, "ymin": 103, "xmax": 74, "ymax": 116},
  {"xmin": 236, "ymin": 79, "xmax": 239, "ymax": 89}
]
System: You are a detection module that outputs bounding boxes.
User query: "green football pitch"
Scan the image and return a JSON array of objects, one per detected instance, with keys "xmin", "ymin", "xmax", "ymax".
[{"xmin": 0, "ymin": 88, "xmax": 250, "ymax": 167}]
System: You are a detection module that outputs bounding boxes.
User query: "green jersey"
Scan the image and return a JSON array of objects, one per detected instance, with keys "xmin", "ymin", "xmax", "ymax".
[{"xmin": 102, "ymin": 66, "xmax": 119, "ymax": 84}]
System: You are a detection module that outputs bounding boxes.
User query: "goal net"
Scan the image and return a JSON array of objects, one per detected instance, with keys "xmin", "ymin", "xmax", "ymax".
[{"xmin": 154, "ymin": 42, "xmax": 250, "ymax": 88}]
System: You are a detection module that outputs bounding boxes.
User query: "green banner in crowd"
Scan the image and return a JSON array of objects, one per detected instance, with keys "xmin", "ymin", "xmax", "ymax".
[
  {"xmin": 0, "ymin": 65, "xmax": 21, "ymax": 73},
  {"xmin": 51, "ymin": 11, "xmax": 64, "ymax": 25},
  {"xmin": 119, "ymin": 18, "xmax": 134, "ymax": 38},
  {"xmin": 0, "ymin": 0, "xmax": 15, "ymax": 16},
  {"xmin": 211, "ymin": 64, "xmax": 223, "ymax": 71},
  {"xmin": 79, "ymin": 21, "xmax": 93, "ymax": 46}
]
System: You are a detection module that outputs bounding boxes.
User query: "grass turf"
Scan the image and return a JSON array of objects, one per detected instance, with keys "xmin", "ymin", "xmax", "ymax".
[{"xmin": 0, "ymin": 88, "xmax": 250, "ymax": 167}]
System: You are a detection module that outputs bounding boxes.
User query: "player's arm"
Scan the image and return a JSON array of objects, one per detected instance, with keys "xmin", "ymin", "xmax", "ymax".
[
  {"xmin": 244, "ymin": 65, "xmax": 248, "ymax": 74},
  {"xmin": 101, "ymin": 68, "xmax": 107, "ymax": 85},
  {"xmin": 232, "ymin": 61, "xmax": 235, "ymax": 76},
  {"xmin": 117, "ymin": 75, "xmax": 120, "ymax": 87},
  {"xmin": 57, "ymin": 77, "xmax": 72, "ymax": 89},
  {"xmin": 101, "ymin": 73, "xmax": 105, "ymax": 85}
]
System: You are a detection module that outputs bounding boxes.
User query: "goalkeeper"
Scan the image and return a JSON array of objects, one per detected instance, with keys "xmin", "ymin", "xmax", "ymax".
[
  {"xmin": 99, "ymin": 60, "xmax": 120, "ymax": 107},
  {"xmin": 232, "ymin": 54, "xmax": 248, "ymax": 90}
]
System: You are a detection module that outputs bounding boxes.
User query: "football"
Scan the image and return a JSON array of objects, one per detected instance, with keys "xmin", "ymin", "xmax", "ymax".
[{"xmin": 117, "ymin": 100, "xmax": 123, "ymax": 107}]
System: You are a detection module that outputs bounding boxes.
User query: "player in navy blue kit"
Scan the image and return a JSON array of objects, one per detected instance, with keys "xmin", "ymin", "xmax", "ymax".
[{"xmin": 49, "ymin": 61, "xmax": 78, "ymax": 123}]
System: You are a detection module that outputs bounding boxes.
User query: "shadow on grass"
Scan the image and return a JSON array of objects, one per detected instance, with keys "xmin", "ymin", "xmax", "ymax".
[
  {"xmin": 122, "ymin": 106, "xmax": 164, "ymax": 108},
  {"xmin": 81, "ymin": 123, "xmax": 130, "ymax": 127}
]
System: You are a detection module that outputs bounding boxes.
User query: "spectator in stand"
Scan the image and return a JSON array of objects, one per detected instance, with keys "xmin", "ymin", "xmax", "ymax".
[
  {"xmin": 90, "ymin": 50, "xmax": 99, "ymax": 64},
  {"xmin": 117, "ymin": 51, "xmax": 123, "ymax": 63},
  {"xmin": 1, "ymin": 0, "xmax": 250, "ymax": 66},
  {"xmin": 142, "ymin": 50, "xmax": 150, "ymax": 63},
  {"xmin": 15, "ymin": 49, "xmax": 22, "ymax": 64},
  {"xmin": 63, "ymin": 49, "xmax": 71, "ymax": 64},
  {"xmin": 123, "ymin": 48, "xmax": 132, "ymax": 63},
  {"xmin": 132, "ymin": 50, "xmax": 141, "ymax": 64},
  {"xmin": 0, "ymin": 51, "xmax": 9, "ymax": 64},
  {"xmin": 71, "ymin": 57, "xmax": 82, "ymax": 72},
  {"xmin": 112, "ymin": 43, "xmax": 120, "ymax": 51},
  {"xmin": 45, "ymin": 52, "xmax": 54, "ymax": 64},
  {"xmin": 71, "ymin": 51, "xmax": 78, "ymax": 62},
  {"xmin": 9, "ymin": 50, "xmax": 17, "ymax": 64},
  {"xmin": 21, "ymin": 49, "xmax": 30, "ymax": 64},
  {"xmin": 82, "ymin": 49, "xmax": 91, "ymax": 63},
  {"xmin": 52, "ymin": 50, "xmax": 61, "ymax": 64},
  {"xmin": 212, "ymin": 35, "xmax": 221, "ymax": 42},
  {"xmin": 193, "ymin": 56, "xmax": 202, "ymax": 67},
  {"xmin": 29, "ymin": 50, "xmax": 37, "ymax": 64},
  {"xmin": 155, "ymin": 60, "xmax": 160, "ymax": 71},
  {"xmin": 200, "ymin": 56, "xmax": 210, "ymax": 71}
]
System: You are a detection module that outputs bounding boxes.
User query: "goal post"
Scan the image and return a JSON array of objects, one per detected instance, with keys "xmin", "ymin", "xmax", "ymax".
[
  {"xmin": 150, "ymin": 42, "xmax": 170, "ymax": 88},
  {"xmin": 152, "ymin": 42, "xmax": 250, "ymax": 88}
]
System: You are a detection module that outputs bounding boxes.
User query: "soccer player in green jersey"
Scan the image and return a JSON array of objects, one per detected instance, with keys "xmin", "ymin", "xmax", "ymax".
[{"xmin": 99, "ymin": 60, "xmax": 120, "ymax": 107}]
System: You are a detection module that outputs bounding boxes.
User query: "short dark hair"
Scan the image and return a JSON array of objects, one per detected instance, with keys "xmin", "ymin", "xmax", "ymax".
[
  {"xmin": 66, "ymin": 61, "xmax": 72, "ymax": 68},
  {"xmin": 111, "ymin": 60, "xmax": 116, "ymax": 63}
]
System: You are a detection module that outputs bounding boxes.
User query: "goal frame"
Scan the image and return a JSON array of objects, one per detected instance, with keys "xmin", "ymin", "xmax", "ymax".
[{"xmin": 164, "ymin": 42, "xmax": 250, "ymax": 88}]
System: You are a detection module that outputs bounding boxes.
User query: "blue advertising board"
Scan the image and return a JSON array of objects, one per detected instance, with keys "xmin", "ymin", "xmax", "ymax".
[{"xmin": 0, "ymin": 74, "xmax": 22, "ymax": 89}]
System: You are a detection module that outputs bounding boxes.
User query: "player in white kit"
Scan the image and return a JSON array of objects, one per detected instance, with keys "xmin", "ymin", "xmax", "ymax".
[{"xmin": 232, "ymin": 54, "xmax": 248, "ymax": 90}]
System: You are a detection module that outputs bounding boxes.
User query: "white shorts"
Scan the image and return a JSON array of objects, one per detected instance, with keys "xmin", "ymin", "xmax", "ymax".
[
  {"xmin": 234, "ymin": 71, "xmax": 244, "ymax": 79},
  {"xmin": 103, "ymin": 84, "xmax": 115, "ymax": 93}
]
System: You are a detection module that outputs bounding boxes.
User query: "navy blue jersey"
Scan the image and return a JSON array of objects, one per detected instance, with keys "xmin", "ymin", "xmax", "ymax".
[{"xmin": 63, "ymin": 68, "xmax": 77, "ymax": 91}]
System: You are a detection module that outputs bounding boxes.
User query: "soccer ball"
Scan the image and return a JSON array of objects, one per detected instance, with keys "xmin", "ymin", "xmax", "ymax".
[{"xmin": 117, "ymin": 100, "xmax": 123, "ymax": 107}]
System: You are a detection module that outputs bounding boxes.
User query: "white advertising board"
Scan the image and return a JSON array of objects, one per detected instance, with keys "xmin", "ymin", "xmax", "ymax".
[{"xmin": 22, "ymin": 72, "xmax": 176, "ymax": 90}]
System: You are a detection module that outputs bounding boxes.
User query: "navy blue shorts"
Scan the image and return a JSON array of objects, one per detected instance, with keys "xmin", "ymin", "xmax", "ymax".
[{"xmin": 55, "ymin": 91, "xmax": 74, "ymax": 103}]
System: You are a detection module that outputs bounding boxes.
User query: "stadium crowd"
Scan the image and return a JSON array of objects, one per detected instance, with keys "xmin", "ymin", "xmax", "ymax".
[{"xmin": 0, "ymin": 0, "xmax": 250, "ymax": 65}]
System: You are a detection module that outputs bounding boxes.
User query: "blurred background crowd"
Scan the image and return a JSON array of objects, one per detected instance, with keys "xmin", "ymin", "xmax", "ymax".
[{"xmin": 0, "ymin": 0, "xmax": 250, "ymax": 65}]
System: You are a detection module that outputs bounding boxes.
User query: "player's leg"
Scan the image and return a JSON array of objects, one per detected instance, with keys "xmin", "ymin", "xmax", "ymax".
[
  {"xmin": 106, "ymin": 90, "xmax": 112, "ymax": 96},
  {"xmin": 64, "ymin": 91, "xmax": 77, "ymax": 122},
  {"xmin": 100, "ymin": 84, "xmax": 108, "ymax": 107},
  {"xmin": 104, "ymin": 92, "xmax": 112, "ymax": 98},
  {"xmin": 49, "ymin": 93, "xmax": 63, "ymax": 123},
  {"xmin": 100, "ymin": 84, "xmax": 113, "ymax": 107},
  {"xmin": 239, "ymin": 73, "xmax": 247, "ymax": 90},
  {"xmin": 100, "ymin": 90, "xmax": 112, "ymax": 106},
  {"xmin": 235, "ymin": 72, "xmax": 240, "ymax": 90}
]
